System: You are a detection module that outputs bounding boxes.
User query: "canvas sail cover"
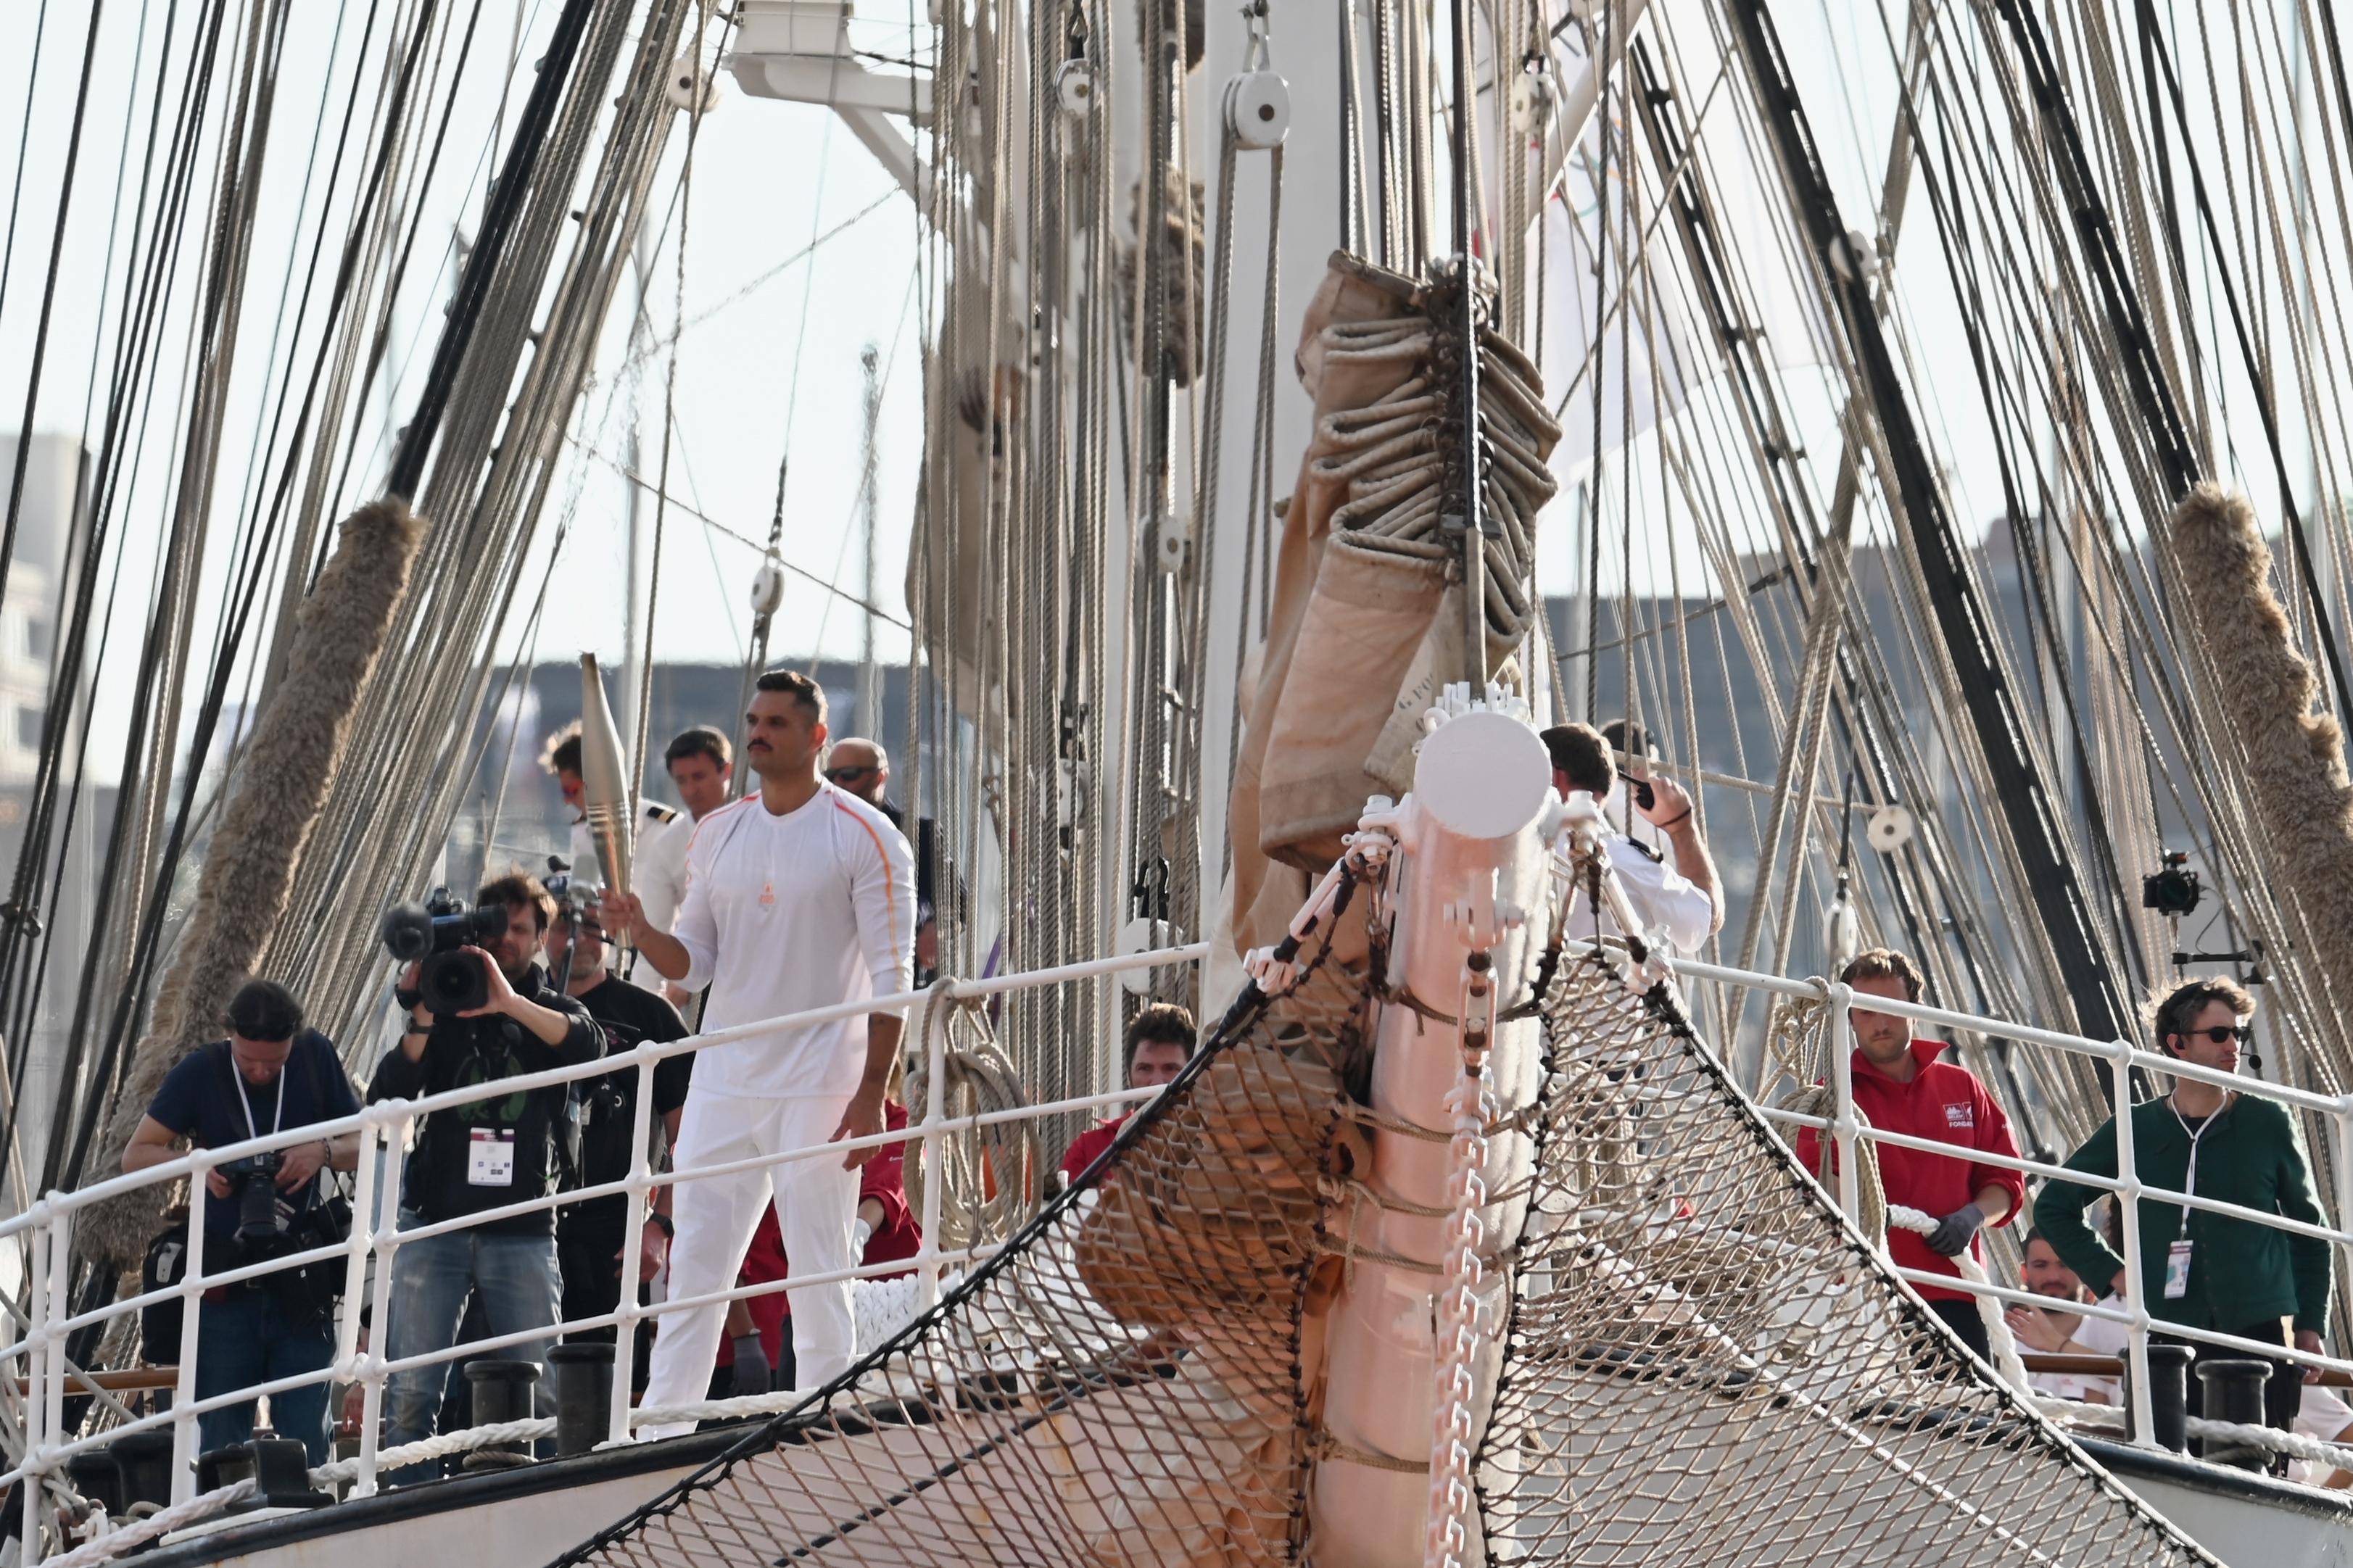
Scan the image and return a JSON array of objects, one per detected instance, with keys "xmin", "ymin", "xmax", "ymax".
[{"xmin": 1227, "ymin": 255, "xmax": 1563, "ymax": 958}]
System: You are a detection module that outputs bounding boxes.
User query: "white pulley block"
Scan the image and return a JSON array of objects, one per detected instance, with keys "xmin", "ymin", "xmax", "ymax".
[
  {"xmin": 1866, "ymin": 805, "xmax": 1915, "ymax": 854},
  {"xmin": 1116, "ymin": 916, "xmax": 1186, "ymax": 995},
  {"xmin": 1055, "ymin": 59, "xmax": 1098, "ymax": 117},
  {"xmin": 1226, "ymin": 70, "xmax": 1290, "ymax": 149},
  {"xmin": 1822, "ymin": 891, "xmax": 1861, "ymax": 976},
  {"xmin": 1154, "ymin": 510, "xmax": 1190, "ymax": 572},
  {"xmin": 1508, "ymin": 72, "xmax": 1552, "ymax": 133},
  {"xmin": 750, "ymin": 557, "xmax": 786, "ymax": 617},
  {"xmin": 665, "ymin": 57, "xmax": 721, "ymax": 114}
]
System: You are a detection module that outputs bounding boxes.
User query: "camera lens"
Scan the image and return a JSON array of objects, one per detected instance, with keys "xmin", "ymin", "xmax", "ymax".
[{"xmin": 379, "ymin": 902, "xmax": 436, "ymax": 962}]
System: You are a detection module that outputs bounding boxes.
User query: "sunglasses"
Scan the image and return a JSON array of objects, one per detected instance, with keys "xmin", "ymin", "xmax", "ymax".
[
  {"xmin": 2177, "ymin": 1024, "xmax": 2252, "ymax": 1046},
  {"xmin": 824, "ymin": 766, "xmax": 877, "ymax": 784}
]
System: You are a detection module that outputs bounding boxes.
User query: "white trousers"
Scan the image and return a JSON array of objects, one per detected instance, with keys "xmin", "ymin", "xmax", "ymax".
[{"xmin": 638, "ymin": 1087, "xmax": 858, "ymax": 1438}]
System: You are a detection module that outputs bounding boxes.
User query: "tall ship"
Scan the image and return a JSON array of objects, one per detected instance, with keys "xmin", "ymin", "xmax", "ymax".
[{"xmin": 0, "ymin": 0, "xmax": 2348, "ymax": 1564}]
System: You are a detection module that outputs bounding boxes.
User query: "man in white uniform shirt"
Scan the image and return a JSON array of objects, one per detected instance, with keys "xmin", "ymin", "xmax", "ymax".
[
  {"xmin": 1541, "ymin": 721, "xmax": 1722, "ymax": 956},
  {"xmin": 542, "ymin": 721, "xmax": 690, "ymax": 974},
  {"xmin": 604, "ymin": 669, "xmax": 914, "ymax": 1434}
]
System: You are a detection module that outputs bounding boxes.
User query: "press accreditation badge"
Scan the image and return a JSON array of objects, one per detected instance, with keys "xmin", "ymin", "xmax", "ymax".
[
  {"xmin": 468, "ymin": 1129, "xmax": 517, "ymax": 1187},
  {"xmin": 2163, "ymin": 1239, "xmax": 2193, "ymax": 1300}
]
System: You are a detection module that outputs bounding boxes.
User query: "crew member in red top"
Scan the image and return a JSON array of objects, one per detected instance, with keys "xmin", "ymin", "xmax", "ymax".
[
  {"xmin": 1798, "ymin": 947, "xmax": 2025, "ymax": 1365},
  {"xmin": 1056, "ymin": 1003, "xmax": 1195, "ymax": 1187},
  {"xmin": 709, "ymin": 1100, "xmax": 922, "ymax": 1398}
]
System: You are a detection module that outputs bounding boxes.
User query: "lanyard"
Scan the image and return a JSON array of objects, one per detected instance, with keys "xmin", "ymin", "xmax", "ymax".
[
  {"xmin": 234, "ymin": 1052, "xmax": 287, "ymax": 1143},
  {"xmin": 2167, "ymin": 1094, "xmax": 2225, "ymax": 1241}
]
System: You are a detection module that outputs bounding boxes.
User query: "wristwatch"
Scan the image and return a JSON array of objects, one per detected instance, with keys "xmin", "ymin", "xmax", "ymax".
[{"xmin": 646, "ymin": 1211, "xmax": 676, "ymax": 1238}]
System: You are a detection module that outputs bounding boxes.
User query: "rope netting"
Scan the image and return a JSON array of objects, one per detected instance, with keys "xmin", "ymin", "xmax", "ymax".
[
  {"xmin": 558, "ymin": 934, "xmax": 1371, "ymax": 1568},
  {"xmin": 555, "ymin": 913, "xmax": 2207, "ymax": 1567},
  {"xmin": 1483, "ymin": 953, "xmax": 2204, "ymax": 1566}
]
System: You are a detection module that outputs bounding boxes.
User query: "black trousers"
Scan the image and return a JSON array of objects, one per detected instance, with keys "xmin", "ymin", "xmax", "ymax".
[
  {"xmin": 1926, "ymin": 1298, "xmax": 1992, "ymax": 1366},
  {"xmin": 558, "ymin": 1228, "xmax": 655, "ymax": 1394}
]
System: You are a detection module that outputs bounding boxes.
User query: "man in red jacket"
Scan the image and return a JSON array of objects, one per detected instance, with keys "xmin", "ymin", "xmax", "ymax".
[
  {"xmin": 1798, "ymin": 948, "xmax": 2024, "ymax": 1364},
  {"xmin": 1057, "ymin": 1004, "xmax": 1195, "ymax": 1187}
]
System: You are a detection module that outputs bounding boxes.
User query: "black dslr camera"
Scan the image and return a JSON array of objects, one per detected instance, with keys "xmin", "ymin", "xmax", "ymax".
[
  {"xmin": 381, "ymin": 888, "xmax": 509, "ymax": 1015},
  {"xmin": 216, "ymin": 1151, "xmax": 290, "ymax": 1253}
]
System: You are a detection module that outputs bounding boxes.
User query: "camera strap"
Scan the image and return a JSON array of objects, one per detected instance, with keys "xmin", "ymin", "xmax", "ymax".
[{"xmin": 223, "ymin": 1042, "xmax": 287, "ymax": 1142}]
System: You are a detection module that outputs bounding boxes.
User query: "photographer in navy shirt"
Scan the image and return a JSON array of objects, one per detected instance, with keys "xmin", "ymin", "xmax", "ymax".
[{"xmin": 124, "ymin": 979, "xmax": 361, "ymax": 1461}]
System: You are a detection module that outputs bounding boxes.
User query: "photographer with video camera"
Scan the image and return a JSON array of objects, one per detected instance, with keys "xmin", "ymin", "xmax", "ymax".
[
  {"xmin": 368, "ymin": 871, "xmax": 603, "ymax": 1482},
  {"xmin": 123, "ymin": 979, "xmax": 360, "ymax": 1463}
]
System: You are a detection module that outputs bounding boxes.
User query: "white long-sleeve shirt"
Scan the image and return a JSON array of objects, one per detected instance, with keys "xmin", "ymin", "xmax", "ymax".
[
  {"xmin": 1564, "ymin": 824, "xmax": 1716, "ymax": 957},
  {"xmin": 669, "ymin": 782, "xmax": 915, "ymax": 1100}
]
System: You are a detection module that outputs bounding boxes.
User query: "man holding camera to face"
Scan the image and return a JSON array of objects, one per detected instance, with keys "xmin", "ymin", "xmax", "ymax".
[
  {"xmin": 124, "ymin": 979, "xmax": 362, "ymax": 1462},
  {"xmin": 368, "ymin": 871, "xmax": 604, "ymax": 1480},
  {"xmin": 1539, "ymin": 720, "xmax": 1723, "ymax": 958}
]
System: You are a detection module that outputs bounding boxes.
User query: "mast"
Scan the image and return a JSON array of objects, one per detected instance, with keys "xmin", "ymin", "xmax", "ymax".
[
  {"xmin": 1721, "ymin": 0, "xmax": 2132, "ymax": 1045},
  {"xmin": 860, "ymin": 342, "xmax": 882, "ymax": 736},
  {"xmin": 621, "ymin": 219, "xmax": 656, "ymax": 784}
]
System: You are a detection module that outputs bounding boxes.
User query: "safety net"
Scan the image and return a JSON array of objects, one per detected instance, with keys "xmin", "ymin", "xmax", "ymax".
[{"xmin": 555, "ymin": 900, "xmax": 2207, "ymax": 1567}]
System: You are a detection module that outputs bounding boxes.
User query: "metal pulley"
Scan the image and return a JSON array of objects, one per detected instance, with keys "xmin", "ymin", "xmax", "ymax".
[
  {"xmin": 665, "ymin": 56, "xmax": 721, "ymax": 114},
  {"xmin": 1154, "ymin": 509, "xmax": 1190, "ymax": 573},
  {"xmin": 1225, "ymin": 70, "xmax": 1289, "ymax": 148},
  {"xmin": 750, "ymin": 554, "xmax": 786, "ymax": 617},
  {"xmin": 1056, "ymin": 0, "xmax": 1096, "ymax": 119},
  {"xmin": 1055, "ymin": 59, "xmax": 1098, "ymax": 118},
  {"xmin": 1865, "ymin": 804, "xmax": 1914, "ymax": 853},
  {"xmin": 1509, "ymin": 65, "xmax": 1553, "ymax": 134},
  {"xmin": 1822, "ymin": 875, "xmax": 1861, "ymax": 977},
  {"xmin": 1225, "ymin": 0, "xmax": 1287, "ymax": 149}
]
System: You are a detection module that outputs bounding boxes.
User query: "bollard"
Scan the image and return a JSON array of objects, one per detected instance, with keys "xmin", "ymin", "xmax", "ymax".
[
  {"xmin": 62, "ymin": 1453, "xmax": 124, "ymax": 1520},
  {"xmin": 547, "ymin": 1343, "xmax": 616, "ymax": 1458},
  {"xmin": 247, "ymin": 1432, "xmax": 331, "ymax": 1509},
  {"xmin": 2134, "ymin": 1344, "xmax": 2193, "ymax": 1453},
  {"xmin": 195, "ymin": 1443, "xmax": 255, "ymax": 1496},
  {"xmin": 460, "ymin": 1361, "xmax": 543, "ymax": 1471},
  {"xmin": 109, "ymin": 1430, "xmax": 175, "ymax": 1511},
  {"xmin": 2193, "ymin": 1358, "xmax": 2275, "ymax": 1472}
]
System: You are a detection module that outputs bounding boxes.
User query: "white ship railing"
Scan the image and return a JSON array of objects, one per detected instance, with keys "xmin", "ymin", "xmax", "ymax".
[
  {"xmin": 1708, "ymin": 955, "xmax": 2353, "ymax": 1453},
  {"xmin": 0, "ymin": 940, "xmax": 1209, "ymax": 1546},
  {"xmin": 7, "ymin": 928, "xmax": 2349, "ymax": 1556}
]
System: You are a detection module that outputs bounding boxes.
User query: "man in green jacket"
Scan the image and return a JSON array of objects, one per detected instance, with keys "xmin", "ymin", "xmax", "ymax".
[{"xmin": 2035, "ymin": 977, "xmax": 2331, "ymax": 1441}]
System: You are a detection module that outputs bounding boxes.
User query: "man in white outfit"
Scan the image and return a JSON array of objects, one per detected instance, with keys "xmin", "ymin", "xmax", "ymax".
[
  {"xmin": 1540, "ymin": 721, "xmax": 1722, "ymax": 957},
  {"xmin": 603, "ymin": 669, "xmax": 914, "ymax": 1436}
]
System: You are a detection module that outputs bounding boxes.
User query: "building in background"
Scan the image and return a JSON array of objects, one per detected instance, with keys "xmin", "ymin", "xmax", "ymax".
[{"xmin": 0, "ymin": 434, "xmax": 103, "ymax": 1204}]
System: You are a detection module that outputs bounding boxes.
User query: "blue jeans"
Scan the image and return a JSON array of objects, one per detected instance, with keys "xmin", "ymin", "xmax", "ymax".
[
  {"xmin": 381, "ymin": 1216, "xmax": 561, "ymax": 1485},
  {"xmin": 192, "ymin": 1288, "xmax": 335, "ymax": 1464}
]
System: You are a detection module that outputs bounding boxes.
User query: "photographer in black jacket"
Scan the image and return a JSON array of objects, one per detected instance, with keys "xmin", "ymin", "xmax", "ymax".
[
  {"xmin": 542, "ymin": 889, "xmax": 692, "ymax": 1356},
  {"xmin": 369, "ymin": 871, "xmax": 603, "ymax": 1480},
  {"xmin": 123, "ymin": 979, "xmax": 360, "ymax": 1463}
]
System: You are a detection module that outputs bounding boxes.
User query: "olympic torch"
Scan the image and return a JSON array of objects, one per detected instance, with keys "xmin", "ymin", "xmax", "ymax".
[{"xmin": 578, "ymin": 653, "xmax": 634, "ymax": 900}]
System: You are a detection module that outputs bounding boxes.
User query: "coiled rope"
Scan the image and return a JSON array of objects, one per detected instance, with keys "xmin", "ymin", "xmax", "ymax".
[{"xmin": 901, "ymin": 979, "xmax": 1037, "ymax": 1256}]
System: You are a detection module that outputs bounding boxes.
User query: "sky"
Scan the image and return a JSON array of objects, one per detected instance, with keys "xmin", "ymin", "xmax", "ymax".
[
  {"xmin": 0, "ymin": 1, "xmax": 929, "ymax": 779},
  {"xmin": 0, "ymin": 0, "xmax": 2331, "ymax": 790}
]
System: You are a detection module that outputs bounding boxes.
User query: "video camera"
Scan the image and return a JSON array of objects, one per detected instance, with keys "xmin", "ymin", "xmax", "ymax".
[{"xmin": 380, "ymin": 888, "xmax": 509, "ymax": 1014}]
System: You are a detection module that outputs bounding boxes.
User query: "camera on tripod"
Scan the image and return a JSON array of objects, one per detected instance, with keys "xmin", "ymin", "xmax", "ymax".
[
  {"xmin": 380, "ymin": 888, "xmax": 509, "ymax": 1014},
  {"xmin": 216, "ymin": 1151, "xmax": 290, "ymax": 1253},
  {"xmin": 2142, "ymin": 850, "xmax": 2201, "ymax": 918}
]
